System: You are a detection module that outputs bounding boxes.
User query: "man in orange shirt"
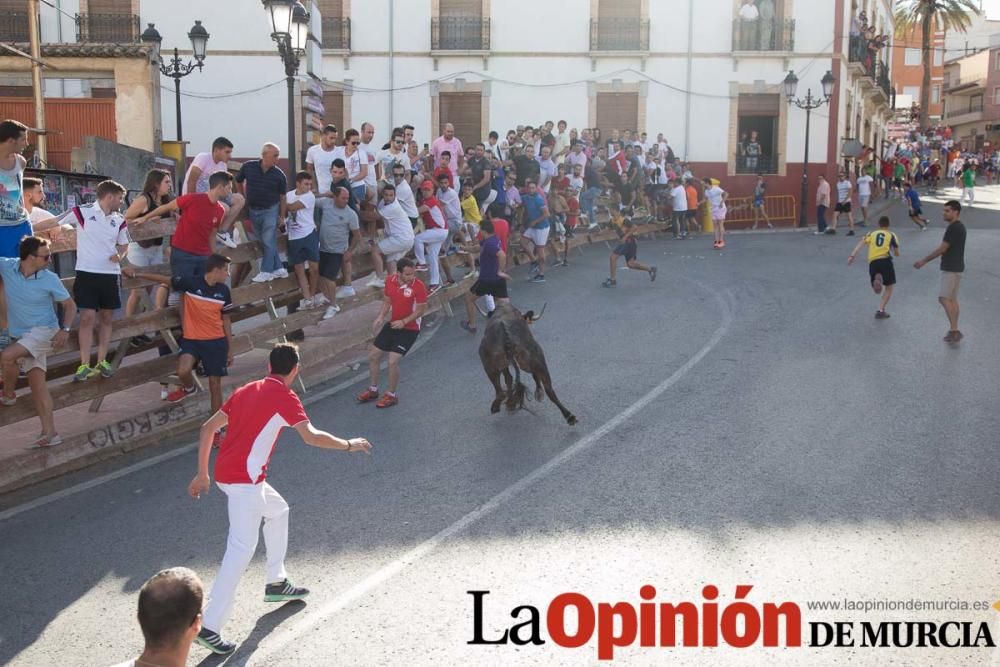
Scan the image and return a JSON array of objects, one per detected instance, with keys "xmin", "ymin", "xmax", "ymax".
[{"xmin": 684, "ymin": 178, "xmax": 701, "ymax": 234}]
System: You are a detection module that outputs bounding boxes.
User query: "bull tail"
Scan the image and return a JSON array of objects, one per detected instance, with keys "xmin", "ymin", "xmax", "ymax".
[{"xmin": 500, "ymin": 320, "xmax": 527, "ymax": 413}]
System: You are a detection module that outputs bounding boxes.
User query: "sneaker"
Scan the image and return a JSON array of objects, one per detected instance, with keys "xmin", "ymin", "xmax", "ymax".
[
  {"xmin": 196, "ymin": 628, "xmax": 236, "ymax": 655},
  {"xmin": 530, "ymin": 260, "xmax": 539, "ymax": 273},
  {"xmin": 920, "ymin": 224, "xmax": 928, "ymax": 231},
  {"xmin": 427, "ymin": 284, "xmax": 443, "ymax": 296},
  {"xmin": 356, "ymin": 387, "xmax": 379, "ymax": 403},
  {"xmin": 166, "ymin": 385, "xmax": 198, "ymax": 403},
  {"xmin": 376, "ymin": 392, "xmax": 398, "ymax": 409},
  {"xmin": 588, "ymin": 223, "xmax": 600, "ymax": 231},
  {"xmin": 649, "ymin": 266, "xmax": 658, "ymax": 282},
  {"xmin": 530, "ymin": 274, "xmax": 546, "ymax": 283},
  {"xmin": 366, "ymin": 276, "xmax": 386, "ymax": 289},
  {"xmin": 252, "ymin": 271, "xmax": 274, "ymax": 283},
  {"xmin": 875, "ymin": 310, "xmax": 890, "ymax": 319},
  {"xmin": 415, "ymin": 264, "xmax": 429, "ymax": 272},
  {"xmin": 299, "ymin": 298, "xmax": 315, "ymax": 310},
  {"xmin": 602, "ymin": 278, "xmax": 617, "ymax": 288},
  {"xmin": 712, "ymin": 242, "xmax": 721, "ymax": 249},
  {"xmin": 216, "ymin": 231, "xmax": 238, "ymax": 249},
  {"xmin": 73, "ymin": 364, "xmax": 94, "ymax": 382},
  {"xmin": 813, "ymin": 230, "xmax": 825, "ymax": 235},
  {"xmin": 95, "ymin": 360, "xmax": 114, "ymax": 379},
  {"xmin": 872, "ymin": 273, "xmax": 883, "ymax": 295},
  {"xmin": 129, "ymin": 334, "xmax": 153, "ymax": 348},
  {"xmin": 825, "ymin": 228, "xmax": 837, "ymax": 235},
  {"xmin": 460, "ymin": 320, "xmax": 477, "ymax": 334},
  {"xmin": 273, "ymin": 267, "xmax": 289, "ymax": 279},
  {"xmin": 717, "ymin": 241, "xmax": 726, "ymax": 248},
  {"xmin": 943, "ymin": 331, "xmax": 956, "ymax": 342},
  {"xmin": 0, "ymin": 394, "xmax": 15, "ymax": 407},
  {"xmin": 322, "ymin": 305, "xmax": 340, "ymax": 320},
  {"xmin": 313, "ymin": 293, "xmax": 330, "ymax": 307},
  {"xmin": 31, "ymin": 433, "xmax": 63, "ymax": 447},
  {"xmin": 846, "ymin": 230, "xmax": 855, "ymax": 236},
  {"xmin": 160, "ymin": 385, "xmax": 169, "ymax": 401},
  {"xmin": 336, "ymin": 286, "xmax": 357, "ymax": 298},
  {"xmin": 556, "ymin": 259, "xmax": 569, "ymax": 268},
  {"xmin": 857, "ymin": 221, "xmax": 867, "ymax": 227},
  {"xmin": 264, "ymin": 579, "xmax": 310, "ymax": 602},
  {"xmin": 949, "ymin": 330, "xmax": 964, "ymax": 342}
]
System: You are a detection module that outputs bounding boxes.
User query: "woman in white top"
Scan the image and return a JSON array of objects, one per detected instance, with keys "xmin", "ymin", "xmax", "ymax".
[
  {"xmin": 703, "ymin": 177, "xmax": 729, "ymax": 249},
  {"xmin": 337, "ymin": 129, "xmax": 369, "ymax": 204}
]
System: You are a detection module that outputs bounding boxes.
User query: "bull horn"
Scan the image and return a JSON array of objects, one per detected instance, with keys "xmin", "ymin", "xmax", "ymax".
[{"xmin": 529, "ymin": 303, "xmax": 547, "ymax": 323}]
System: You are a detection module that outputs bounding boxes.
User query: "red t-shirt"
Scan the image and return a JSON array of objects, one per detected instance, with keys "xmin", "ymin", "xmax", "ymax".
[
  {"xmin": 385, "ymin": 273, "xmax": 428, "ymax": 332},
  {"xmin": 552, "ymin": 176, "xmax": 570, "ymax": 192},
  {"xmin": 565, "ymin": 197, "xmax": 580, "ymax": 228},
  {"xmin": 215, "ymin": 376, "xmax": 309, "ymax": 484},
  {"xmin": 491, "ymin": 218, "xmax": 510, "ymax": 252},
  {"xmin": 171, "ymin": 193, "xmax": 226, "ymax": 256},
  {"xmin": 419, "ymin": 195, "xmax": 447, "ymax": 230}
]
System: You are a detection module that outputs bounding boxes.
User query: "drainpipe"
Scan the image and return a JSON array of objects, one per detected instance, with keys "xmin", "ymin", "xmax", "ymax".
[
  {"xmin": 683, "ymin": 0, "xmax": 694, "ymax": 161},
  {"xmin": 55, "ymin": 0, "xmax": 64, "ymax": 95},
  {"xmin": 388, "ymin": 0, "xmax": 394, "ymax": 128}
]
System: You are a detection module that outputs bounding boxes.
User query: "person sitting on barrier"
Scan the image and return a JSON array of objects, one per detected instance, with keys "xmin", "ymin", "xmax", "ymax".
[
  {"xmin": 182, "ymin": 136, "xmax": 244, "ymax": 249},
  {"xmin": 0, "ymin": 236, "xmax": 77, "ymax": 448},
  {"xmin": 124, "ymin": 169, "xmax": 173, "ymax": 328},
  {"xmin": 367, "ymin": 183, "xmax": 415, "ymax": 289},
  {"xmin": 113, "ymin": 567, "xmax": 205, "ymax": 667},
  {"xmin": 284, "ymin": 171, "xmax": 320, "ymax": 308}
]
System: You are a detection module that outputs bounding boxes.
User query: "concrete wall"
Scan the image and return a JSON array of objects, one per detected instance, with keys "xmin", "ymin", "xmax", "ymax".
[{"xmin": 71, "ymin": 136, "xmax": 175, "ymax": 193}]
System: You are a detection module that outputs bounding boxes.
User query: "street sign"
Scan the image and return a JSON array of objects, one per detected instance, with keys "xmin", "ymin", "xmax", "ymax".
[
  {"xmin": 306, "ymin": 113, "xmax": 324, "ymax": 131},
  {"xmin": 303, "ymin": 96, "xmax": 325, "ymax": 115},
  {"xmin": 306, "ymin": 76, "xmax": 324, "ymax": 98}
]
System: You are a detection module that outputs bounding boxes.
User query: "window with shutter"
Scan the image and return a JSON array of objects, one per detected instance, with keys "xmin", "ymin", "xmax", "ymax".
[
  {"xmin": 80, "ymin": 0, "xmax": 138, "ymax": 42},
  {"xmin": 592, "ymin": 0, "xmax": 646, "ymax": 50},
  {"xmin": 736, "ymin": 93, "xmax": 779, "ymax": 174},
  {"xmin": 439, "ymin": 93, "xmax": 482, "ymax": 151},
  {"xmin": 597, "ymin": 0, "xmax": 640, "ymax": 18},
  {"xmin": 0, "ymin": 0, "xmax": 31, "ymax": 41},
  {"xmin": 435, "ymin": 0, "xmax": 487, "ymax": 49},
  {"xmin": 317, "ymin": 0, "xmax": 349, "ymax": 48},
  {"xmin": 85, "ymin": 0, "xmax": 129, "ymax": 14},
  {"xmin": 440, "ymin": 0, "xmax": 482, "ymax": 17},
  {"xmin": 595, "ymin": 93, "xmax": 639, "ymax": 139}
]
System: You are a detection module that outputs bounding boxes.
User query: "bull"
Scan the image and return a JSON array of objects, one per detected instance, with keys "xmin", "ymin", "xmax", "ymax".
[{"xmin": 478, "ymin": 302, "xmax": 577, "ymax": 426}]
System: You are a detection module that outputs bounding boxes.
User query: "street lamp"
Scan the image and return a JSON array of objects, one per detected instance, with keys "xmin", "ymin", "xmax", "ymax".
[
  {"xmin": 263, "ymin": 0, "xmax": 310, "ymax": 171},
  {"xmin": 784, "ymin": 69, "xmax": 835, "ymax": 228},
  {"xmin": 141, "ymin": 21, "xmax": 210, "ymax": 142}
]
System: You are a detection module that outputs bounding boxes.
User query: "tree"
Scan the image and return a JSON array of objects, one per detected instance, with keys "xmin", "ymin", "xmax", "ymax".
[{"xmin": 893, "ymin": 0, "xmax": 980, "ymax": 128}]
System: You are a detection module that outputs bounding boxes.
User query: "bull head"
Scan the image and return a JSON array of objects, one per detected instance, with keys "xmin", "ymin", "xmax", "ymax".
[{"xmin": 522, "ymin": 303, "xmax": 546, "ymax": 324}]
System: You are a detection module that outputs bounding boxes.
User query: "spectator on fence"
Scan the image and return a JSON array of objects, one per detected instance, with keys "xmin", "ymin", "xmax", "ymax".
[
  {"xmin": 236, "ymin": 143, "xmax": 288, "ymax": 283},
  {"xmin": 69, "ymin": 180, "xmax": 129, "ymax": 382},
  {"xmin": 367, "ymin": 183, "xmax": 415, "ymax": 289},
  {"xmin": 432, "ymin": 123, "xmax": 464, "ymax": 184},
  {"xmin": 305, "ymin": 124, "xmax": 341, "ymax": 227},
  {"xmin": 376, "ymin": 128, "xmax": 410, "ymax": 183},
  {"xmin": 318, "ymin": 186, "xmax": 361, "ymax": 316},
  {"xmin": 125, "ymin": 254, "xmax": 233, "ymax": 425},
  {"xmin": 433, "ymin": 151, "xmax": 455, "ymax": 190},
  {"xmin": 413, "ymin": 181, "xmax": 449, "ymax": 295},
  {"xmin": 520, "ymin": 180, "xmax": 551, "ymax": 284},
  {"xmin": 389, "ymin": 163, "xmax": 419, "ymax": 228},
  {"xmin": 337, "ymin": 129, "xmax": 369, "ymax": 206},
  {"xmin": 285, "ymin": 171, "xmax": 321, "ymax": 309},
  {"xmin": 123, "ymin": 169, "xmax": 173, "ymax": 326},
  {"xmin": 112, "ymin": 567, "xmax": 204, "ymax": 667},
  {"xmin": 359, "ymin": 121, "xmax": 379, "ymax": 199},
  {"xmin": 0, "ymin": 120, "xmax": 30, "ymax": 351},
  {"xmin": 182, "ymin": 137, "xmax": 243, "ymax": 249},
  {"xmin": 21, "ymin": 177, "xmax": 55, "ymax": 229},
  {"xmin": 134, "ymin": 172, "xmax": 233, "ymax": 285},
  {"xmin": 435, "ymin": 173, "xmax": 463, "ymax": 258},
  {"xmin": 0, "ymin": 236, "xmax": 76, "ymax": 447}
]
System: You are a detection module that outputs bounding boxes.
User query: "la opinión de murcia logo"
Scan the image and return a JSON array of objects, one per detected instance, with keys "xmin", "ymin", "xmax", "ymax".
[{"xmin": 468, "ymin": 587, "xmax": 999, "ymax": 661}]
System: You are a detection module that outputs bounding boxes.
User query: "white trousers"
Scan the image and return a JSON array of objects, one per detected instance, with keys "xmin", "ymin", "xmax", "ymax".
[
  {"xmin": 202, "ymin": 481, "xmax": 290, "ymax": 632},
  {"xmin": 963, "ymin": 186, "xmax": 975, "ymax": 205},
  {"xmin": 413, "ymin": 227, "xmax": 448, "ymax": 286}
]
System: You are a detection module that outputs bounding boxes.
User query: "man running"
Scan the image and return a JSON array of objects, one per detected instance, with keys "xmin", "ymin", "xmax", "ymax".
[
  {"xmin": 602, "ymin": 219, "xmax": 657, "ymax": 287},
  {"xmin": 848, "ymin": 215, "xmax": 899, "ymax": 319},
  {"xmin": 461, "ymin": 217, "xmax": 509, "ymax": 334},
  {"xmin": 189, "ymin": 343, "xmax": 372, "ymax": 655},
  {"xmin": 903, "ymin": 181, "xmax": 929, "ymax": 230},
  {"xmin": 827, "ymin": 171, "xmax": 855, "ymax": 236}
]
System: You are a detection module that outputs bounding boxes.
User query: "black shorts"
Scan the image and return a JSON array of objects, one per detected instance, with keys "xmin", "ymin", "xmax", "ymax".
[
  {"xmin": 373, "ymin": 322, "xmax": 419, "ymax": 356},
  {"xmin": 893, "ymin": 178, "xmax": 902, "ymax": 187},
  {"xmin": 470, "ymin": 278, "xmax": 508, "ymax": 299},
  {"xmin": 179, "ymin": 337, "xmax": 229, "ymax": 377},
  {"xmin": 834, "ymin": 202, "xmax": 852, "ymax": 213},
  {"xmin": 685, "ymin": 209, "xmax": 697, "ymax": 220},
  {"xmin": 869, "ymin": 257, "xmax": 896, "ymax": 286},
  {"xmin": 73, "ymin": 271, "xmax": 121, "ymax": 311},
  {"xmin": 319, "ymin": 251, "xmax": 344, "ymax": 281},
  {"xmin": 613, "ymin": 240, "xmax": 637, "ymax": 262}
]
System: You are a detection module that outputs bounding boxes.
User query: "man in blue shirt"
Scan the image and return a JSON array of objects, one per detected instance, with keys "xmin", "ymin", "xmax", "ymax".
[
  {"xmin": 0, "ymin": 236, "xmax": 77, "ymax": 447},
  {"xmin": 519, "ymin": 180, "xmax": 551, "ymax": 284},
  {"xmin": 461, "ymin": 217, "xmax": 509, "ymax": 333},
  {"xmin": 235, "ymin": 143, "xmax": 288, "ymax": 282},
  {"xmin": 904, "ymin": 181, "xmax": 929, "ymax": 230}
]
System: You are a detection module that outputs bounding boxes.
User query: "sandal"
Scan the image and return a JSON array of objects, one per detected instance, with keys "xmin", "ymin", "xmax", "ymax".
[{"xmin": 32, "ymin": 433, "xmax": 63, "ymax": 447}]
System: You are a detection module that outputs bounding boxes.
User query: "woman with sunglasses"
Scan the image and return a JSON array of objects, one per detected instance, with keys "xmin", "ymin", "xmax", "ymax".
[{"xmin": 338, "ymin": 129, "xmax": 369, "ymax": 205}]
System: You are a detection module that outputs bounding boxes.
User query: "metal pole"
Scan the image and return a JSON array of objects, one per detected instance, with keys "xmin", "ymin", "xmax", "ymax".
[
  {"xmin": 174, "ymin": 60, "xmax": 183, "ymax": 142},
  {"xmin": 799, "ymin": 92, "xmax": 811, "ymax": 228},
  {"xmin": 683, "ymin": 0, "xmax": 694, "ymax": 161},
  {"xmin": 27, "ymin": 0, "xmax": 46, "ymax": 163},
  {"xmin": 388, "ymin": 0, "xmax": 394, "ymax": 129},
  {"xmin": 287, "ymin": 74, "xmax": 296, "ymax": 171}
]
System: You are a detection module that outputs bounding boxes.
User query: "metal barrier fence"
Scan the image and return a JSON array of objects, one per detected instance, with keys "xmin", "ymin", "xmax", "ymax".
[{"xmin": 723, "ymin": 194, "xmax": 797, "ymax": 227}]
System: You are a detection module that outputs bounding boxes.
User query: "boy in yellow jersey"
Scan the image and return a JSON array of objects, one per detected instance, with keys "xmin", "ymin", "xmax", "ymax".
[{"xmin": 847, "ymin": 215, "xmax": 900, "ymax": 319}]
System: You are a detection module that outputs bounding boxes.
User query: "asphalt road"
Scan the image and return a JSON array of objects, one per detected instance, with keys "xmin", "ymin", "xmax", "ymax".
[{"xmin": 2, "ymin": 189, "xmax": 998, "ymax": 667}]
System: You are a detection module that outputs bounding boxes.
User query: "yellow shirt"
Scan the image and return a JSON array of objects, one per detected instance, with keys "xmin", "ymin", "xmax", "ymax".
[
  {"xmin": 864, "ymin": 229, "xmax": 899, "ymax": 262},
  {"xmin": 460, "ymin": 194, "xmax": 482, "ymax": 224}
]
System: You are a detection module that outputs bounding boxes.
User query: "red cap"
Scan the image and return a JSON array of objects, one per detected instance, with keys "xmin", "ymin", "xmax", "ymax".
[{"xmin": 420, "ymin": 180, "xmax": 435, "ymax": 190}]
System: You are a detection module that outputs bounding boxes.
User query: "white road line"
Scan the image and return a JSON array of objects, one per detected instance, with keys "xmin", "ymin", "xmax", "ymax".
[
  {"xmin": 250, "ymin": 285, "xmax": 734, "ymax": 664},
  {"xmin": 0, "ymin": 323, "xmax": 444, "ymax": 523}
]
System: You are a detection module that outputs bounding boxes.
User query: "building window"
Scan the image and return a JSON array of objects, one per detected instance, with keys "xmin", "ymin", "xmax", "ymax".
[
  {"xmin": 903, "ymin": 85, "xmax": 920, "ymax": 100},
  {"xmin": 995, "ymin": 51, "xmax": 1000, "ymax": 71},
  {"xmin": 904, "ymin": 48, "xmax": 921, "ymax": 66},
  {"xmin": 934, "ymin": 47, "xmax": 943, "ymax": 66},
  {"xmin": 595, "ymin": 92, "xmax": 639, "ymax": 139},
  {"xmin": 736, "ymin": 93, "xmax": 779, "ymax": 175},
  {"xmin": 932, "ymin": 85, "xmax": 940, "ymax": 104},
  {"xmin": 591, "ymin": 0, "xmax": 649, "ymax": 51},
  {"xmin": 439, "ymin": 92, "xmax": 482, "ymax": 148},
  {"xmin": 0, "ymin": 0, "xmax": 30, "ymax": 41},
  {"xmin": 994, "ymin": 87, "xmax": 1000, "ymax": 106},
  {"xmin": 78, "ymin": 0, "xmax": 140, "ymax": 42},
  {"xmin": 316, "ymin": 0, "xmax": 350, "ymax": 50},
  {"xmin": 970, "ymin": 94, "xmax": 983, "ymax": 113},
  {"xmin": 433, "ymin": 0, "xmax": 490, "ymax": 50}
]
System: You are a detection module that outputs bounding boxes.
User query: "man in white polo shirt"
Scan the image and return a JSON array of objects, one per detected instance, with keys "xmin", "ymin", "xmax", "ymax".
[{"xmin": 189, "ymin": 343, "xmax": 372, "ymax": 655}]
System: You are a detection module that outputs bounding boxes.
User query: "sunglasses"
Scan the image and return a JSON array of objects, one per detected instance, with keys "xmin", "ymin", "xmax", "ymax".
[
  {"xmin": 350, "ymin": 141, "xmax": 359, "ymax": 146},
  {"xmin": 34, "ymin": 253, "xmax": 51, "ymax": 261},
  {"xmin": 394, "ymin": 140, "xmax": 404, "ymax": 145}
]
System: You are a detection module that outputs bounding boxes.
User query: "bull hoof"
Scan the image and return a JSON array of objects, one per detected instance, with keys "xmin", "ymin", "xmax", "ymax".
[
  {"xmin": 566, "ymin": 415, "xmax": 578, "ymax": 426},
  {"xmin": 490, "ymin": 400, "xmax": 502, "ymax": 414},
  {"xmin": 535, "ymin": 387, "xmax": 544, "ymax": 402}
]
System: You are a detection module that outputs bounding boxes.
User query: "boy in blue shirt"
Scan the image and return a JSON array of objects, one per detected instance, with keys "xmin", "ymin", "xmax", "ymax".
[{"xmin": 904, "ymin": 181, "xmax": 928, "ymax": 230}]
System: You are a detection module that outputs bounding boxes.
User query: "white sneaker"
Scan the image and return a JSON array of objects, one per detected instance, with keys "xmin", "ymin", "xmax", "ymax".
[
  {"xmin": 216, "ymin": 231, "xmax": 238, "ymax": 249},
  {"xmin": 366, "ymin": 276, "xmax": 385, "ymax": 288},
  {"xmin": 273, "ymin": 268, "xmax": 289, "ymax": 279},
  {"xmin": 322, "ymin": 305, "xmax": 341, "ymax": 320},
  {"xmin": 336, "ymin": 286, "xmax": 357, "ymax": 298},
  {"xmin": 313, "ymin": 293, "xmax": 330, "ymax": 307},
  {"xmin": 299, "ymin": 298, "xmax": 314, "ymax": 310},
  {"xmin": 252, "ymin": 271, "xmax": 274, "ymax": 283}
]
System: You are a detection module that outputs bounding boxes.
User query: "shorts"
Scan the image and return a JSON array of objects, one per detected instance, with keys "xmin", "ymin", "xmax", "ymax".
[
  {"xmin": 470, "ymin": 278, "xmax": 508, "ymax": 299},
  {"xmin": 128, "ymin": 242, "xmax": 165, "ymax": 267},
  {"xmin": 893, "ymin": 178, "xmax": 902, "ymax": 188},
  {"xmin": 521, "ymin": 226, "xmax": 550, "ymax": 247},
  {"xmin": 685, "ymin": 209, "xmax": 698, "ymax": 220},
  {"xmin": 373, "ymin": 322, "xmax": 419, "ymax": 356},
  {"xmin": 378, "ymin": 235, "xmax": 414, "ymax": 262},
  {"xmin": 613, "ymin": 240, "xmax": 638, "ymax": 262},
  {"xmin": 753, "ymin": 199, "xmax": 764, "ymax": 208},
  {"xmin": 73, "ymin": 270, "xmax": 121, "ymax": 311},
  {"xmin": 835, "ymin": 202, "xmax": 852, "ymax": 213},
  {"xmin": 170, "ymin": 246, "xmax": 208, "ymax": 282},
  {"xmin": 318, "ymin": 251, "xmax": 344, "ymax": 281},
  {"xmin": 13, "ymin": 326, "xmax": 56, "ymax": 373},
  {"xmin": 860, "ymin": 195, "xmax": 871, "ymax": 208},
  {"xmin": 711, "ymin": 205, "xmax": 727, "ymax": 222},
  {"xmin": 909, "ymin": 206, "xmax": 923, "ymax": 217},
  {"xmin": 351, "ymin": 184, "xmax": 367, "ymax": 203},
  {"xmin": 0, "ymin": 220, "xmax": 32, "ymax": 258},
  {"xmin": 869, "ymin": 257, "xmax": 896, "ymax": 286},
  {"xmin": 939, "ymin": 271, "xmax": 962, "ymax": 299},
  {"xmin": 288, "ymin": 229, "xmax": 320, "ymax": 265},
  {"xmin": 179, "ymin": 337, "xmax": 229, "ymax": 377}
]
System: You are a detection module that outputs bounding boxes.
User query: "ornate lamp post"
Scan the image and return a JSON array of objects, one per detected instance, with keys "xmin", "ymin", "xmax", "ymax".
[
  {"xmin": 262, "ymin": 0, "xmax": 310, "ymax": 170},
  {"xmin": 141, "ymin": 21, "xmax": 209, "ymax": 142},
  {"xmin": 784, "ymin": 70, "xmax": 835, "ymax": 228}
]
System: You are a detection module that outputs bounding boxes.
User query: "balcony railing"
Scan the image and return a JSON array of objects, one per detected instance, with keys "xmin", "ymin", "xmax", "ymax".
[
  {"xmin": 943, "ymin": 73, "xmax": 986, "ymax": 90},
  {"xmin": 875, "ymin": 62, "xmax": 892, "ymax": 101},
  {"xmin": 321, "ymin": 16, "xmax": 350, "ymax": 50},
  {"xmin": 848, "ymin": 34, "xmax": 868, "ymax": 66},
  {"xmin": 590, "ymin": 18, "xmax": 650, "ymax": 51},
  {"xmin": 76, "ymin": 13, "xmax": 141, "ymax": 43},
  {"xmin": 0, "ymin": 12, "xmax": 30, "ymax": 42},
  {"xmin": 946, "ymin": 102, "xmax": 984, "ymax": 118},
  {"xmin": 735, "ymin": 154, "xmax": 779, "ymax": 175},
  {"xmin": 732, "ymin": 18, "xmax": 795, "ymax": 52},
  {"xmin": 431, "ymin": 16, "xmax": 490, "ymax": 51}
]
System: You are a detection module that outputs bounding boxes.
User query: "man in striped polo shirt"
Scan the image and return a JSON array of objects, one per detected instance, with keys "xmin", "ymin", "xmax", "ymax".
[{"xmin": 187, "ymin": 343, "xmax": 373, "ymax": 655}]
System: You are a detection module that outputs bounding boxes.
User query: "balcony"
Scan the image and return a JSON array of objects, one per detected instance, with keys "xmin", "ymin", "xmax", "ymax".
[
  {"xmin": 735, "ymin": 154, "xmax": 779, "ymax": 175},
  {"xmin": 943, "ymin": 73, "xmax": 986, "ymax": 93},
  {"xmin": 431, "ymin": 16, "xmax": 490, "ymax": 51},
  {"xmin": 589, "ymin": 18, "xmax": 650, "ymax": 52},
  {"xmin": 76, "ymin": 13, "xmax": 141, "ymax": 43},
  {"xmin": 945, "ymin": 104, "xmax": 984, "ymax": 126},
  {"xmin": 321, "ymin": 16, "xmax": 350, "ymax": 50},
  {"xmin": 731, "ymin": 18, "xmax": 795, "ymax": 52},
  {"xmin": 874, "ymin": 62, "xmax": 892, "ymax": 104},
  {"xmin": 0, "ymin": 12, "xmax": 30, "ymax": 42}
]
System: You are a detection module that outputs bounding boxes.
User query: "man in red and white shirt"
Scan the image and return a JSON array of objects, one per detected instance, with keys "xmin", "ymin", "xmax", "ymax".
[
  {"xmin": 413, "ymin": 180, "xmax": 449, "ymax": 292},
  {"xmin": 356, "ymin": 258, "xmax": 428, "ymax": 409},
  {"xmin": 188, "ymin": 343, "xmax": 372, "ymax": 655}
]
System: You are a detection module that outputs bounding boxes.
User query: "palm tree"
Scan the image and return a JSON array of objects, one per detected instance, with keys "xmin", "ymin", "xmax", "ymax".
[{"xmin": 893, "ymin": 0, "xmax": 980, "ymax": 128}]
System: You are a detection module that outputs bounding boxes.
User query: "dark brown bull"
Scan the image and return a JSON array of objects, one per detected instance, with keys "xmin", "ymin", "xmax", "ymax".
[{"xmin": 478, "ymin": 302, "xmax": 577, "ymax": 426}]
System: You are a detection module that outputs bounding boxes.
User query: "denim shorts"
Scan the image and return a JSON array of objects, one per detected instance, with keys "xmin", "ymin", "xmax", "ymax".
[
  {"xmin": 169, "ymin": 246, "xmax": 208, "ymax": 281},
  {"xmin": 288, "ymin": 229, "xmax": 320, "ymax": 265}
]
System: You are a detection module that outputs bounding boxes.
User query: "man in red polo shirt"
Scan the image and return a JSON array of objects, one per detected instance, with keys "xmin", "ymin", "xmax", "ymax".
[
  {"xmin": 188, "ymin": 343, "xmax": 372, "ymax": 656},
  {"xmin": 356, "ymin": 257, "xmax": 428, "ymax": 408}
]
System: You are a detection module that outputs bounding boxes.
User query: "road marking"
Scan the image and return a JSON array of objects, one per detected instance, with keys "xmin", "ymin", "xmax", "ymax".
[
  {"xmin": 251, "ymin": 284, "xmax": 734, "ymax": 664},
  {"xmin": 0, "ymin": 323, "xmax": 445, "ymax": 523}
]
